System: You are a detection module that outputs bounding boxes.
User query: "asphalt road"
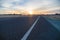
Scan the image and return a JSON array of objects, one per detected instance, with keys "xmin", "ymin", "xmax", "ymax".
[
  {"xmin": 0, "ymin": 16, "xmax": 60, "ymax": 40},
  {"xmin": 27, "ymin": 16, "xmax": 60, "ymax": 40},
  {"xmin": 0, "ymin": 16, "xmax": 37, "ymax": 40}
]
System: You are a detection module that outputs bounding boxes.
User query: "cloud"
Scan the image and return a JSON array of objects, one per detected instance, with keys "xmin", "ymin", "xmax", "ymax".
[
  {"xmin": 2, "ymin": 3, "xmax": 13, "ymax": 8},
  {"xmin": 0, "ymin": 0, "xmax": 60, "ymax": 11}
]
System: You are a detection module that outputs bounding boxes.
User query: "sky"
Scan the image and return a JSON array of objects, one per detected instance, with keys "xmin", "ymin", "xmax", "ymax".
[{"xmin": 0, "ymin": 0, "xmax": 60, "ymax": 14}]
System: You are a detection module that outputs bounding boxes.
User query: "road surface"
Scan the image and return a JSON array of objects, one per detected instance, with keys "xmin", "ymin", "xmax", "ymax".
[
  {"xmin": 0, "ymin": 16, "xmax": 60, "ymax": 40},
  {"xmin": 27, "ymin": 16, "xmax": 60, "ymax": 40}
]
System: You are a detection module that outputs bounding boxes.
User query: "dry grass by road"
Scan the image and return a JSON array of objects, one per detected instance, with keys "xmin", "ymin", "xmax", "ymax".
[{"xmin": 44, "ymin": 15, "xmax": 60, "ymax": 21}]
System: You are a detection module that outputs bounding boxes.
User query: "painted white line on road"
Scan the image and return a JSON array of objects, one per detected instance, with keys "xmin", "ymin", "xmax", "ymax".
[{"xmin": 21, "ymin": 16, "xmax": 40, "ymax": 40}]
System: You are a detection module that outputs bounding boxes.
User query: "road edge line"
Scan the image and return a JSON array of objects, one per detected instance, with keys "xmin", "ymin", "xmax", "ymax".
[{"xmin": 21, "ymin": 16, "xmax": 40, "ymax": 40}]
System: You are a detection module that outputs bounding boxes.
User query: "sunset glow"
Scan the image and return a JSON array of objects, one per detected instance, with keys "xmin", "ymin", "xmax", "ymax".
[
  {"xmin": 28, "ymin": 10, "xmax": 33, "ymax": 15},
  {"xmin": 0, "ymin": 0, "xmax": 60, "ymax": 15}
]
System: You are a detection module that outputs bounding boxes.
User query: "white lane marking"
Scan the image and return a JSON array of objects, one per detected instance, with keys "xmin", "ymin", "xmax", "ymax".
[{"xmin": 21, "ymin": 16, "xmax": 40, "ymax": 40}]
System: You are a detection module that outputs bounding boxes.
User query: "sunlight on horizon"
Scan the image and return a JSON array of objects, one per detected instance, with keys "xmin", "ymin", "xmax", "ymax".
[
  {"xmin": 0, "ymin": 0, "xmax": 60, "ymax": 15},
  {"xmin": 28, "ymin": 10, "xmax": 33, "ymax": 15}
]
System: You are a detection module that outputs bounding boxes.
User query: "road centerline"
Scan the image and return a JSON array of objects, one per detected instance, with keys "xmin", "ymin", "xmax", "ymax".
[{"xmin": 21, "ymin": 16, "xmax": 40, "ymax": 40}]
